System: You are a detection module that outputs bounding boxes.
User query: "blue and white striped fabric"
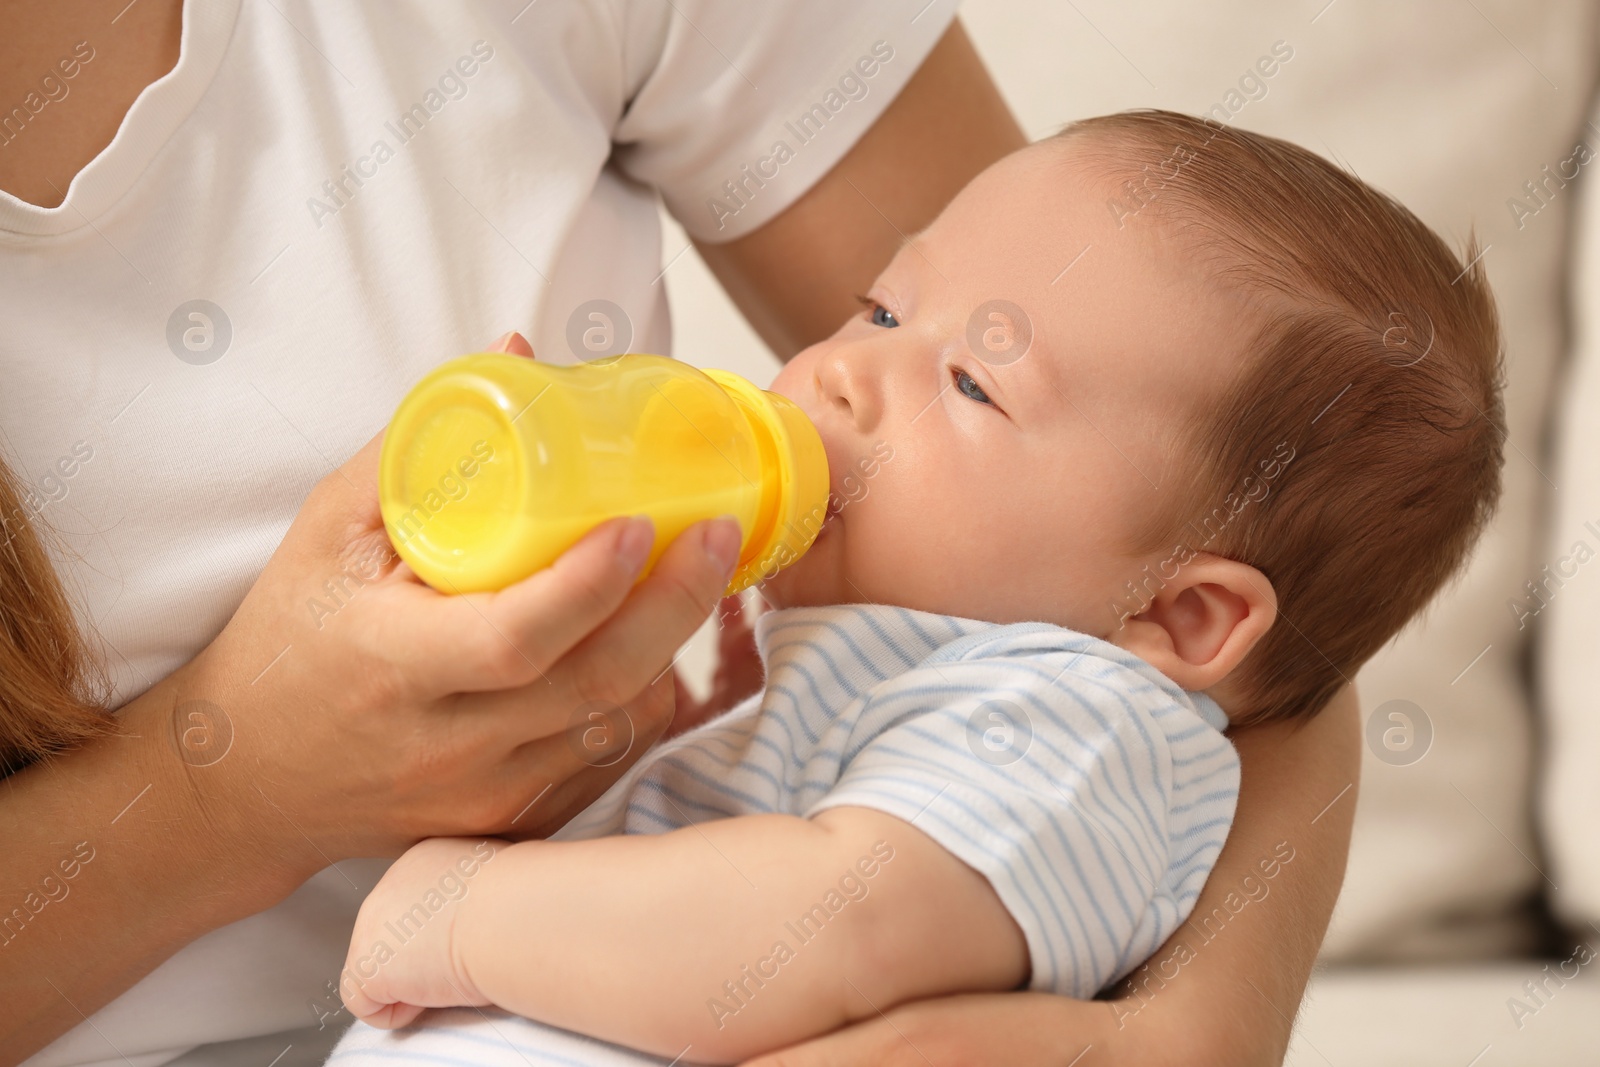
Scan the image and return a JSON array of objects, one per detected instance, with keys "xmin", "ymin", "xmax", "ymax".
[{"xmin": 328, "ymin": 603, "xmax": 1240, "ymax": 1067}]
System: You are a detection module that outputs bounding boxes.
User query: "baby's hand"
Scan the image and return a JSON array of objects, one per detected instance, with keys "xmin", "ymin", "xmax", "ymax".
[{"xmin": 339, "ymin": 837, "xmax": 505, "ymax": 1028}]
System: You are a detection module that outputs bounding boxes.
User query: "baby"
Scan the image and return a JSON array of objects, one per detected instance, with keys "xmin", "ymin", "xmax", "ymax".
[{"xmin": 326, "ymin": 109, "xmax": 1504, "ymax": 1065}]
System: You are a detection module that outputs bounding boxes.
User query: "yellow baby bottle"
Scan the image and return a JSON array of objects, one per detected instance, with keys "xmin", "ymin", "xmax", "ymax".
[{"xmin": 378, "ymin": 352, "xmax": 831, "ymax": 596}]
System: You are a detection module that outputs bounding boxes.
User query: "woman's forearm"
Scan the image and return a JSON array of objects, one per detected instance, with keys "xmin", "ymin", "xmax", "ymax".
[
  {"xmin": 1106, "ymin": 685, "xmax": 1361, "ymax": 1066},
  {"xmin": 0, "ymin": 664, "xmax": 319, "ymax": 1065}
]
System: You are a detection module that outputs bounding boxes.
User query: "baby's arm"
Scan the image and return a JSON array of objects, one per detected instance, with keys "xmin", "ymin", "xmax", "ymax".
[{"xmin": 341, "ymin": 807, "xmax": 1027, "ymax": 1064}]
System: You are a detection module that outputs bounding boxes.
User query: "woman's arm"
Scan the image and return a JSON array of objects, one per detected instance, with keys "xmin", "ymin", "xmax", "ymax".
[
  {"xmin": 741, "ymin": 685, "xmax": 1361, "ymax": 1067},
  {"xmin": 0, "ymin": 344, "xmax": 744, "ymax": 1064},
  {"xmin": 695, "ymin": 18, "xmax": 1028, "ymax": 360},
  {"xmin": 1104, "ymin": 684, "xmax": 1361, "ymax": 1064},
  {"xmin": 0, "ymin": 672, "xmax": 314, "ymax": 1062}
]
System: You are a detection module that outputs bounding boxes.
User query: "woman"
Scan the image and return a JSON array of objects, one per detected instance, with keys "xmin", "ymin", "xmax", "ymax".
[{"xmin": 0, "ymin": 2, "xmax": 1358, "ymax": 1064}]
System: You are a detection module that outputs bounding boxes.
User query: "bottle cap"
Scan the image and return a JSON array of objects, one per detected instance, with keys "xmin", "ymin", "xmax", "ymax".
[{"xmin": 702, "ymin": 369, "xmax": 831, "ymax": 593}]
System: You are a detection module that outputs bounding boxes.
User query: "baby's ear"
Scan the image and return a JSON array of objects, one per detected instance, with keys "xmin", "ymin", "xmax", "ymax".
[{"xmin": 1105, "ymin": 554, "xmax": 1276, "ymax": 693}]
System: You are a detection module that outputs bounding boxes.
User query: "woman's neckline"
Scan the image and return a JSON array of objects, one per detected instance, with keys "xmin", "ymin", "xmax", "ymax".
[{"xmin": 0, "ymin": 0, "xmax": 241, "ymax": 239}]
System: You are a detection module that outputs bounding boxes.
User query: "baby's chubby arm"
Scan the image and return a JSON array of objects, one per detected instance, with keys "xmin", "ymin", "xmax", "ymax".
[{"xmin": 339, "ymin": 808, "xmax": 1028, "ymax": 1063}]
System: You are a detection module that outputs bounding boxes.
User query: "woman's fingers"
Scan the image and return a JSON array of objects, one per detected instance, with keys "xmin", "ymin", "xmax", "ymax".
[
  {"xmin": 487, "ymin": 330, "xmax": 535, "ymax": 358},
  {"xmin": 415, "ymin": 515, "xmax": 654, "ymax": 696},
  {"xmin": 485, "ymin": 670, "xmax": 677, "ymax": 839},
  {"xmin": 738, "ymin": 993, "xmax": 1089, "ymax": 1067},
  {"xmin": 444, "ymin": 516, "xmax": 735, "ymax": 749},
  {"xmin": 552, "ymin": 516, "xmax": 741, "ymax": 711},
  {"xmin": 739, "ymin": 1011, "xmax": 900, "ymax": 1067},
  {"xmin": 421, "ymin": 515, "xmax": 734, "ymax": 726},
  {"xmin": 452, "ymin": 516, "xmax": 737, "ymax": 747}
]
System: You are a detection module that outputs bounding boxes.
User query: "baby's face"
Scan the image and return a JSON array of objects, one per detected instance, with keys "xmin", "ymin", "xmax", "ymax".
[{"xmin": 762, "ymin": 138, "xmax": 1259, "ymax": 635}]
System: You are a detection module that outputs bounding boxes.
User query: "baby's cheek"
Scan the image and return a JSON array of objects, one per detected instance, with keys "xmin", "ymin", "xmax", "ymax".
[{"xmin": 842, "ymin": 505, "xmax": 916, "ymax": 593}]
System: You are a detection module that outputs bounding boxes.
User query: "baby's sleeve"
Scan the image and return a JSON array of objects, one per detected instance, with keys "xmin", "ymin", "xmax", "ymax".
[{"xmin": 803, "ymin": 650, "xmax": 1240, "ymax": 999}]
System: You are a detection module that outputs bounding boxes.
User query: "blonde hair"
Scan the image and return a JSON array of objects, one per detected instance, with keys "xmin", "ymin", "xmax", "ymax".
[{"xmin": 0, "ymin": 453, "xmax": 112, "ymax": 775}]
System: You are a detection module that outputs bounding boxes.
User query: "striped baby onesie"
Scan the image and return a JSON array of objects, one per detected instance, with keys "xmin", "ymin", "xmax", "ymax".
[{"xmin": 327, "ymin": 602, "xmax": 1240, "ymax": 1066}]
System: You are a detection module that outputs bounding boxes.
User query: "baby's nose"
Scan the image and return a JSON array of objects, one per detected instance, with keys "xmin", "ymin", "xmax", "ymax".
[{"xmin": 815, "ymin": 344, "xmax": 881, "ymax": 433}]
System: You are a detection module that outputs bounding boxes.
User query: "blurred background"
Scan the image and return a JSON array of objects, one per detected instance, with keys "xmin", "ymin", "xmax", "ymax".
[{"xmin": 670, "ymin": 2, "xmax": 1600, "ymax": 1063}]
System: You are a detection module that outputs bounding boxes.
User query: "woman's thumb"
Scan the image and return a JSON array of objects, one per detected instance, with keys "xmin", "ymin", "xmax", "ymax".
[{"xmin": 488, "ymin": 331, "xmax": 536, "ymax": 358}]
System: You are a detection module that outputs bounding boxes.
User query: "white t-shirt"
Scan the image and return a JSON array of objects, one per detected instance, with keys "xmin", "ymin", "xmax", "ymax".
[{"xmin": 1, "ymin": 1, "xmax": 958, "ymax": 1064}]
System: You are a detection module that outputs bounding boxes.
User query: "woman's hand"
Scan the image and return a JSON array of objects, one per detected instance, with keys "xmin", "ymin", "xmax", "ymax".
[
  {"xmin": 669, "ymin": 593, "xmax": 767, "ymax": 737},
  {"xmin": 170, "ymin": 331, "xmax": 743, "ymax": 872},
  {"xmin": 0, "ymin": 331, "xmax": 739, "ymax": 1063},
  {"xmin": 740, "ymin": 686, "xmax": 1363, "ymax": 1067},
  {"xmin": 737, "ymin": 992, "xmax": 1109, "ymax": 1067}
]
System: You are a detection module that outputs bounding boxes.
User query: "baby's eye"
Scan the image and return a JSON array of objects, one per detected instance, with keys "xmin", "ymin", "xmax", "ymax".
[
  {"xmin": 854, "ymin": 294, "xmax": 901, "ymax": 329},
  {"xmin": 953, "ymin": 368, "xmax": 992, "ymax": 405}
]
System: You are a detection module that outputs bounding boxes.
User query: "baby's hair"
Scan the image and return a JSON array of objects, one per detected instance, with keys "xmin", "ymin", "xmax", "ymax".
[{"xmin": 1058, "ymin": 109, "xmax": 1506, "ymax": 725}]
